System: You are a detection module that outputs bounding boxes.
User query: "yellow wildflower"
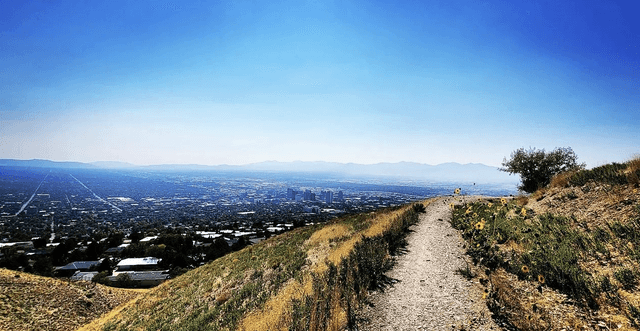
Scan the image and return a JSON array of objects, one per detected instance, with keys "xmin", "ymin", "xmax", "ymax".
[
  {"xmin": 482, "ymin": 292, "xmax": 488, "ymax": 299},
  {"xmin": 487, "ymin": 202, "xmax": 493, "ymax": 207},
  {"xmin": 538, "ymin": 274, "xmax": 545, "ymax": 284},
  {"xmin": 475, "ymin": 222, "xmax": 484, "ymax": 230},
  {"xmin": 449, "ymin": 202, "xmax": 455, "ymax": 210},
  {"xmin": 500, "ymin": 197, "xmax": 507, "ymax": 205},
  {"xmin": 521, "ymin": 208, "xmax": 527, "ymax": 216},
  {"xmin": 521, "ymin": 265, "xmax": 529, "ymax": 274},
  {"xmin": 473, "ymin": 213, "xmax": 478, "ymax": 218},
  {"xmin": 465, "ymin": 208, "xmax": 472, "ymax": 215},
  {"xmin": 454, "ymin": 188, "xmax": 461, "ymax": 195}
]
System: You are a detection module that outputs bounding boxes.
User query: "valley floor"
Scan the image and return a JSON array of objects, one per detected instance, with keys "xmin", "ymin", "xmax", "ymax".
[{"xmin": 356, "ymin": 196, "xmax": 502, "ymax": 330}]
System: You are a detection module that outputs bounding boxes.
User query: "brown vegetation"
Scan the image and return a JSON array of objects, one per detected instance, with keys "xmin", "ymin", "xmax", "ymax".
[
  {"xmin": 78, "ymin": 201, "xmax": 428, "ymax": 331},
  {"xmin": 452, "ymin": 158, "xmax": 640, "ymax": 330},
  {"xmin": 0, "ymin": 269, "xmax": 143, "ymax": 331}
]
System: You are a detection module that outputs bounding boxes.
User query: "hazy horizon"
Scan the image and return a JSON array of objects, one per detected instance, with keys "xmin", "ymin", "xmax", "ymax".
[
  {"xmin": 0, "ymin": 157, "xmax": 506, "ymax": 167},
  {"xmin": 2, "ymin": 1, "xmax": 638, "ymax": 168}
]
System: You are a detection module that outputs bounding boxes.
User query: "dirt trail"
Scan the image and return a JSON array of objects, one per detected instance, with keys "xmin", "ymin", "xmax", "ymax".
[{"xmin": 357, "ymin": 196, "xmax": 502, "ymax": 330}]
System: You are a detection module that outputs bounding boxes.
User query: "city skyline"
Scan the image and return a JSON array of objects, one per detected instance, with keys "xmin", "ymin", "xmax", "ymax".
[{"xmin": 2, "ymin": 1, "xmax": 639, "ymax": 168}]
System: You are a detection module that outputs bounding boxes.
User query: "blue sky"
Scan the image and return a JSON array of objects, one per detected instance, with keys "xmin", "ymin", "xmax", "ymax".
[{"xmin": 1, "ymin": 0, "xmax": 638, "ymax": 167}]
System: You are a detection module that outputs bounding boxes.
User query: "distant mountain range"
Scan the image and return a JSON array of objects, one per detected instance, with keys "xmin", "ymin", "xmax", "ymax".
[{"xmin": 0, "ymin": 159, "xmax": 519, "ymax": 184}]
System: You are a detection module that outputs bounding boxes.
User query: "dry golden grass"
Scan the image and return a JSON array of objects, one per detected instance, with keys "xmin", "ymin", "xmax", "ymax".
[
  {"xmin": 305, "ymin": 224, "xmax": 351, "ymax": 246},
  {"xmin": 625, "ymin": 155, "xmax": 640, "ymax": 185},
  {"xmin": 0, "ymin": 269, "xmax": 143, "ymax": 331},
  {"xmin": 238, "ymin": 278, "xmax": 308, "ymax": 331},
  {"xmin": 549, "ymin": 170, "xmax": 576, "ymax": 188},
  {"xmin": 469, "ymin": 175, "xmax": 640, "ymax": 330},
  {"xmin": 73, "ymin": 200, "xmax": 430, "ymax": 331},
  {"xmin": 327, "ymin": 235, "xmax": 363, "ymax": 267},
  {"xmin": 239, "ymin": 199, "xmax": 432, "ymax": 331},
  {"xmin": 77, "ymin": 294, "xmax": 149, "ymax": 331},
  {"xmin": 515, "ymin": 194, "xmax": 529, "ymax": 206},
  {"xmin": 490, "ymin": 269, "xmax": 590, "ymax": 331}
]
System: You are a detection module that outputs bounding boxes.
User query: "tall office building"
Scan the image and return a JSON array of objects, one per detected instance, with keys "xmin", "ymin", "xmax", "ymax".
[
  {"xmin": 325, "ymin": 191, "xmax": 333, "ymax": 204},
  {"xmin": 287, "ymin": 188, "xmax": 297, "ymax": 200}
]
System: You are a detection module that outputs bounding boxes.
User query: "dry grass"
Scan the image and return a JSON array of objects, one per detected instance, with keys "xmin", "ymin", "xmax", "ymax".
[
  {"xmin": 453, "ymin": 165, "xmax": 640, "ymax": 330},
  {"xmin": 363, "ymin": 209, "xmax": 406, "ymax": 238},
  {"xmin": 77, "ymin": 294, "xmax": 149, "ymax": 331},
  {"xmin": 240, "ymin": 201, "xmax": 429, "ymax": 331},
  {"xmin": 549, "ymin": 170, "xmax": 576, "ymax": 188},
  {"xmin": 0, "ymin": 269, "xmax": 143, "ymax": 331},
  {"xmin": 73, "ymin": 200, "xmax": 429, "ymax": 331},
  {"xmin": 515, "ymin": 194, "xmax": 529, "ymax": 206},
  {"xmin": 489, "ymin": 269, "xmax": 590, "ymax": 330},
  {"xmin": 625, "ymin": 156, "xmax": 640, "ymax": 185},
  {"xmin": 327, "ymin": 235, "xmax": 363, "ymax": 267},
  {"xmin": 238, "ymin": 278, "xmax": 309, "ymax": 331},
  {"xmin": 306, "ymin": 224, "xmax": 351, "ymax": 246}
]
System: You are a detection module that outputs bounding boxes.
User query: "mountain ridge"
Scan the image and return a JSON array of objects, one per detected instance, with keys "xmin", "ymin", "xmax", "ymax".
[{"xmin": 0, "ymin": 158, "xmax": 517, "ymax": 184}]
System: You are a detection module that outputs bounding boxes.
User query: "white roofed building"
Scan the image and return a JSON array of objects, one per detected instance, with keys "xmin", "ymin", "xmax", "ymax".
[{"xmin": 114, "ymin": 257, "xmax": 161, "ymax": 274}]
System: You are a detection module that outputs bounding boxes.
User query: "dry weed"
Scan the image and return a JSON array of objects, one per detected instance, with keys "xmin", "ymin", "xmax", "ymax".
[
  {"xmin": 626, "ymin": 156, "xmax": 640, "ymax": 185},
  {"xmin": 305, "ymin": 224, "xmax": 351, "ymax": 246}
]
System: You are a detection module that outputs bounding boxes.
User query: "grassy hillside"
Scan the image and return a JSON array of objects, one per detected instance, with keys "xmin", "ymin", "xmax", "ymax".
[
  {"xmin": 79, "ymin": 201, "xmax": 427, "ymax": 331},
  {"xmin": 451, "ymin": 158, "xmax": 640, "ymax": 330},
  {"xmin": 0, "ymin": 269, "xmax": 144, "ymax": 331}
]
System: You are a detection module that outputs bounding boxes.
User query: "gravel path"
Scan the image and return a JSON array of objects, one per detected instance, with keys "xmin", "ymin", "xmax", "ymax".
[{"xmin": 356, "ymin": 196, "xmax": 502, "ymax": 330}]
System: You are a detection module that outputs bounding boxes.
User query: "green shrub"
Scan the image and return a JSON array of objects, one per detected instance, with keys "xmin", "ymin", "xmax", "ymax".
[
  {"xmin": 614, "ymin": 268, "xmax": 638, "ymax": 291},
  {"xmin": 91, "ymin": 270, "xmax": 111, "ymax": 285},
  {"xmin": 570, "ymin": 163, "xmax": 628, "ymax": 187},
  {"xmin": 629, "ymin": 303, "xmax": 640, "ymax": 328},
  {"xmin": 451, "ymin": 202, "xmax": 599, "ymax": 308}
]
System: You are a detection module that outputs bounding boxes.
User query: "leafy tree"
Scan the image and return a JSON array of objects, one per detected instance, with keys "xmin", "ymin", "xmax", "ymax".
[
  {"xmin": 115, "ymin": 273, "xmax": 134, "ymax": 287},
  {"xmin": 92, "ymin": 271, "xmax": 111, "ymax": 285},
  {"xmin": 106, "ymin": 232, "xmax": 124, "ymax": 248},
  {"xmin": 32, "ymin": 257, "xmax": 53, "ymax": 277},
  {"xmin": 85, "ymin": 240, "xmax": 102, "ymax": 260},
  {"xmin": 129, "ymin": 230, "xmax": 143, "ymax": 243},
  {"xmin": 500, "ymin": 147, "xmax": 585, "ymax": 193},
  {"xmin": 0, "ymin": 248, "xmax": 30, "ymax": 271},
  {"xmin": 95, "ymin": 258, "xmax": 112, "ymax": 272},
  {"xmin": 206, "ymin": 238, "xmax": 231, "ymax": 261},
  {"xmin": 231, "ymin": 237, "xmax": 249, "ymax": 251},
  {"xmin": 32, "ymin": 237, "xmax": 47, "ymax": 249}
]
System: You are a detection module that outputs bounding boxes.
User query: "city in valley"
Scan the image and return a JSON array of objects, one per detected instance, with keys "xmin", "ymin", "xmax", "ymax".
[{"xmin": 0, "ymin": 164, "xmax": 514, "ymax": 287}]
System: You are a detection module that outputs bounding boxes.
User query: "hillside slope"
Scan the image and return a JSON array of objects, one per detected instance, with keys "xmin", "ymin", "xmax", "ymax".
[
  {"xmin": 451, "ymin": 159, "xmax": 640, "ymax": 330},
  {"xmin": 79, "ymin": 201, "xmax": 426, "ymax": 331},
  {"xmin": 0, "ymin": 269, "xmax": 143, "ymax": 331}
]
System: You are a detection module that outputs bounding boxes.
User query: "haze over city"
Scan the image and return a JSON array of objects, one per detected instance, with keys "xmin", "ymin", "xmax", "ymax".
[{"xmin": 1, "ymin": 1, "xmax": 638, "ymax": 167}]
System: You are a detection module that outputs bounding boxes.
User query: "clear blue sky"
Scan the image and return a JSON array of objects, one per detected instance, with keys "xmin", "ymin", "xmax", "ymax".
[{"xmin": 1, "ymin": 0, "xmax": 638, "ymax": 167}]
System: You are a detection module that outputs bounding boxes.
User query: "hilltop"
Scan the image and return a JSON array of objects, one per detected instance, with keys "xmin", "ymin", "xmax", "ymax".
[{"xmin": 0, "ymin": 269, "xmax": 143, "ymax": 331}]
